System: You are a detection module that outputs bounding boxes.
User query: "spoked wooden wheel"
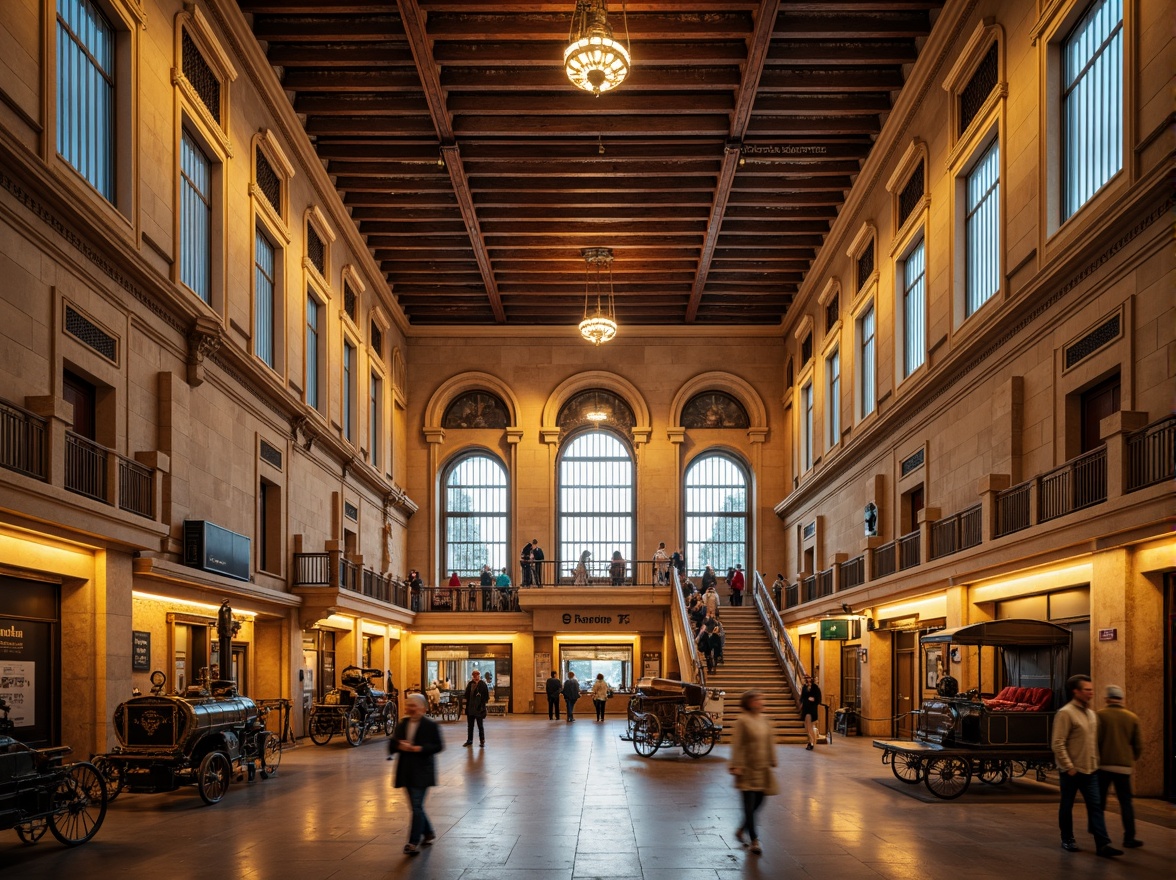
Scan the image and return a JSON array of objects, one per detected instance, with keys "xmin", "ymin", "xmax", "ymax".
[
  {"xmin": 49, "ymin": 762, "xmax": 108, "ymax": 845},
  {"xmin": 681, "ymin": 713, "xmax": 717, "ymax": 758},
  {"xmin": 260, "ymin": 732, "xmax": 281, "ymax": 778},
  {"xmin": 197, "ymin": 752, "xmax": 232, "ymax": 805},
  {"xmin": 890, "ymin": 752, "xmax": 923, "ymax": 784},
  {"xmin": 923, "ymin": 756, "xmax": 972, "ymax": 799},
  {"xmin": 632, "ymin": 715, "xmax": 661, "ymax": 757},
  {"xmin": 91, "ymin": 756, "xmax": 126, "ymax": 801},
  {"xmin": 308, "ymin": 710, "xmax": 334, "ymax": 745},
  {"xmin": 16, "ymin": 817, "xmax": 48, "ymax": 844},
  {"xmin": 345, "ymin": 705, "xmax": 365, "ymax": 746},
  {"xmin": 977, "ymin": 760, "xmax": 1010, "ymax": 785}
]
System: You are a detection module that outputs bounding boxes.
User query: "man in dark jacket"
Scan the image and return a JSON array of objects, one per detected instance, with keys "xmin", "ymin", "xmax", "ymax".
[
  {"xmin": 462, "ymin": 669, "xmax": 490, "ymax": 746},
  {"xmin": 562, "ymin": 671, "xmax": 581, "ymax": 723},
  {"xmin": 531, "ymin": 540, "xmax": 545, "ymax": 587},
  {"xmin": 545, "ymin": 670, "xmax": 562, "ymax": 719},
  {"xmin": 520, "ymin": 540, "xmax": 534, "ymax": 586},
  {"xmin": 1097, "ymin": 685, "xmax": 1144, "ymax": 848},
  {"xmin": 389, "ymin": 693, "xmax": 444, "ymax": 855}
]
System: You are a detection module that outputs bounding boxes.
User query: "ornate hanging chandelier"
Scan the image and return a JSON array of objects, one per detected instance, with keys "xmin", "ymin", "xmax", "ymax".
[
  {"xmin": 564, "ymin": 0, "xmax": 631, "ymax": 97},
  {"xmin": 578, "ymin": 247, "xmax": 618, "ymax": 346}
]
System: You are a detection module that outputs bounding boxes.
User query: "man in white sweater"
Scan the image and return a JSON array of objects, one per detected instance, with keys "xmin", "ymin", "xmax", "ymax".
[{"xmin": 1051, "ymin": 674, "xmax": 1121, "ymax": 858}]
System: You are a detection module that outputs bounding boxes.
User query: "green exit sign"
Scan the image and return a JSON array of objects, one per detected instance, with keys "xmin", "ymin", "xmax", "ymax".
[{"xmin": 820, "ymin": 619, "xmax": 853, "ymax": 640}]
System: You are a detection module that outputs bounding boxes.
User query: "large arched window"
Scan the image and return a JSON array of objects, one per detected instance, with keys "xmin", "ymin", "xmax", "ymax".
[
  {"xmin": 558, "ymin": 431, "xmax": 635, "ymax": 580},
  {"xmin": 442, "ymin": 453, "xmax": 508, "ymax": 579},
  {"xmin": 684, "ymin": 453, "xmax": 749, "ymax": 577}
]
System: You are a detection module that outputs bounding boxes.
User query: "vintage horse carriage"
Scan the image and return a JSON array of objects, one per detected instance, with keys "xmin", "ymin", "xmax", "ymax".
[
  {"xmin": 874, "ymin": 619, "xmax": 1070, "ymax": 799},
  {"xmin": 308, "ymin": 666, "xmax": 398, "ymax": 746},
  {"xmin": 0, "ymin": 697, "xmax": 107, "ymax": 846},
  {"xmin": 628, "ymin": 678, "xmax": 723, "ymax": 758},
  {"xmin": 91, "ymin": 670, "xmax": 281, "ymax": 805}
]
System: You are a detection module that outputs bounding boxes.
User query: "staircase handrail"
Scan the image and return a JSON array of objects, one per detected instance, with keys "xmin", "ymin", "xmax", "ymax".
[
  {"xmin": 669, "ymin": 569, "xmax": 705, "ymax": 685},
  {"xmin": 751, "ymin": 572, "xmax": 804, "ymax": 705}
]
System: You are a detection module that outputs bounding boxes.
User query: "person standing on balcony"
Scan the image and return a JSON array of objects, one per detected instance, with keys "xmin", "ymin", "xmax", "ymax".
[
  {"xmin": 479, "ymin": 564, "xmax": 494, "ymax": 611},
  {"xmin": 461, "ymin": 669, "xmax": 490, "ymax": 747},
  {"xmin": 671, "ymin": 547, "xmax": 686, "ymax": 581},
  {"xmin": 610, "ymin": 550, "xmax": 626, "ymax": 585},
  {"xmin": 545, "ymin": 670, "xmax": 562, "ymax": 720},
  {"xmin": 573, "ymin": 550, "xmax": 591, "ymax": 585},
  {"xmin": 653, "ymin": 542, "xmax": 671, "ymax": 584},
  {"xmin": 520, "ymin": 540, "xmax": 534, "ymax": 586},
  {"xmin": 447, "ymin": 571, "xmax": 461, "ymax": 610},
  {"xmin": 800, "ymin": 675, "xmax": 822, "ymax": 750},
  {"xmin": 531, "ymin": 540, "xmax": 544, "ymax": 587},
  {"xmin": 728, "ymin": 564, "xmax": 745, "ymax": 606}
]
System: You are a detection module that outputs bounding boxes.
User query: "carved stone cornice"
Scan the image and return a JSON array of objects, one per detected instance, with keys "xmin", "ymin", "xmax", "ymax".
[
  {"xmin": 290, "ymin": 415, "xmax": 314, "ymax": 451},
  {"xmin": 186, "ymin": 315, "xmax": 223, "ymax": 387}
]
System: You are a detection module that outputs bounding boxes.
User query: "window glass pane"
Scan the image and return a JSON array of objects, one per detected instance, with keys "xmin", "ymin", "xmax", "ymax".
[
  {"xmin": 965, "ymin": 141, "xmax": 1000, "ymax": 316},
  {"xmin": 305, "ymin": 295, "xmax": 319, "ymax": 408},
  {"xmin": 57, "ymin": 0, "xmax": 115, "ymax": 199},
  {"xmin": 684, "ymin": 453, "xmax": 748, "ymax": 578},
  {"xmin": 801, "ymin": 383, "xmax": 813, "ymax": 470},
  {"xmin": 370, "ymin": 373, "xmax": 381, "ymax": 468},
  {"xmin": 254, "ymin": 231, "xmax": 275, "ymax": 367},
  {"xmin": 558, "ymin": 432, "xmax": 634, "ymax": 578},
  {"xmin": 1063, "ymin": 0, "xmax": 1123, "ymax": 219},
  {"xmin": 343, "ymin": 342, "xmax": 354, "ymax": 441},
  {"xmin": 444, "ymin": 454, "xmax": 508, "ymax": 578},
  {"xmin": 827, "ymin": 350, "xmax": 840, "ymax": 446},
  {"xmin": 180, "ymin": 131, "xmax": 212, "ymax": 302},
  {"xmin": 903, "ymin": 239, "xmax": 926, "ymax": 376},
  {"xmin": 860, "ymin": 306, "xmax": 875, "ymax": 416}
]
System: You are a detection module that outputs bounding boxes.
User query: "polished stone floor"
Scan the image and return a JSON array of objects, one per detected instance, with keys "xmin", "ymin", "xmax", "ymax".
[{"xmin": 4, "ymin": 717, "xmax": 1172, "ymax": 879}]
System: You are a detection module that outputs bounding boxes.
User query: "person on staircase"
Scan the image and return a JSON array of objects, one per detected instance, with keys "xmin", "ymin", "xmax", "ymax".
[
  {"xmin": 704, "ymin": 584, "xmax": 719, "ymax": 618},
  {"xmin": 800, "ymin": 674, "xmax": 822, "ymax": 750},
  {"xmin": 709, "ymin": 618, "xmax": 724, "ymax": 666},
  {"xmin": 728, "ymin": 564, "xmax": 745, "ymax": 606},
  {"xmin": 697, "ymin": 622, "xmax": 715, "ymax": 673}
]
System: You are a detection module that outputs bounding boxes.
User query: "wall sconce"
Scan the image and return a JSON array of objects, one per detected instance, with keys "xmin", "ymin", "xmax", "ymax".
[{"xmin": 859, "ymin": 648, "xmax": 868, "ymax": 664}]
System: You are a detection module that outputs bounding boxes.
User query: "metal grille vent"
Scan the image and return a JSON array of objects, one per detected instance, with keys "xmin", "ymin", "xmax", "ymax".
[
  {"xmin": 259, "ymin": 439, "xmax": 283, "ymax": 470},
  {"xmin": 898, "ymin": 162, "xmax": 924, "ymax": 226},
  {"xmin": 255, "ymin": 148, "xmax": 281, "ymax": 212},
  {"xmin": 64, "ymin": 304, "xmax": 117, "ymax": 362},
  {"xmin": 857, "ymin": 239, "xmax": 874, "ymax": 291},
  {"xmin": 901, "ymin": 448, "xmax": 925, "ymax": 476},
  {"xmin": 307, "ymin": 225, "xmax": 325, "ymax": 275},
  {"xmin": 182, "ymin": 31, "xmax": 220, "ymax": 124},
  {"xmin": 960, "ymin": 43, "xmax": 998, "ymax": 135},
  {"xmin": 343, "ymin": 281, "xmax": 357, "ymax": 322},
  {"xmin": 825, "ymin": 294, "xmax": 839, "ymax": 333},
  {"xmin": 1065, "ymin": 313, "xmax": 1120, "ymax": 369},
  {"xmin": 370, "ymin": 320, "xmax": 383, "ymax": 357},
  {"xmin": 344, "ymin": 502, "xmax": 358, "ymax": 521}
]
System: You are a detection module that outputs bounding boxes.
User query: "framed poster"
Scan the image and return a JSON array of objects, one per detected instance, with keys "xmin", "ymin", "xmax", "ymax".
[
  {"xmin": 132, "ymin": 631, "xmax": 151, "ymax": 671},
  {"xmin": 925, "ymin": 644, "xmax": 944, "ymax": 689},
  {"xmin": 534, "ymin": 652, "xmax": 551, "ymax": 692},
  {"xmin": 642, "ymin": 652, "xmax": 660, "ymax": 679}
]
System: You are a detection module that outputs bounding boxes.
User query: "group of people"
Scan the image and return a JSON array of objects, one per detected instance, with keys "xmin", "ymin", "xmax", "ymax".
[
  {"xmin": 519, "ymin": 540, "xmax": 545, "ymax": 586},
  {"xmin": 543, "ymin": 669, "xmax": 612, "ymax": 722},
  {"xmin": 1051, "ymin": 675, "xmax": 1144, "ymax": 857}
]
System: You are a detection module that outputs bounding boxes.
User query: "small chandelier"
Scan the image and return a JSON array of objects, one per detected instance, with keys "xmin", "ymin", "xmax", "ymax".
[
  {"xmin": 564, "ymin": 0, "xmax": 631, "ymax": 97},
  {"xmin": 578, "ymin": 247, "xmax": 618, "ymax": 346}
]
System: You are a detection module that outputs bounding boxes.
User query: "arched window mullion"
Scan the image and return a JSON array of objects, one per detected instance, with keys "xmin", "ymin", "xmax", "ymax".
[
  {"xmin": 442, "ymin": 452, "xmax": 508, "ymax": 580},
  {"xmin": 684, "ymin": 452, "xmax": 749, "ymax": 579},
  {"xmin": 557, "ymin": 430, "xmax": 635, "ymax": 583}
]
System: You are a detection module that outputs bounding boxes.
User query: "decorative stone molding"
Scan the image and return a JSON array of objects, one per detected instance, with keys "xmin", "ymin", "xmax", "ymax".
[{"xmin": 186, "ymin": 315, "xmax": 223, "ymax": 387}]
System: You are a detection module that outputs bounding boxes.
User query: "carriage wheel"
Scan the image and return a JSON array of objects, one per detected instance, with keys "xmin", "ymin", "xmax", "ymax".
[
  {"xmin": 1008, "ymin": 760, "xmax": 1029, "ymax": 778},
  {"xmin": 260, "ymin": 732, "xmax": 281, "ymax": 778},
  {"xmin": 923, "ymin": 756, "xmax": 971, "ymax": 800},
  {"xmin": 383, "ymin": 706, "xmax": 396, "ymax": 736},
  {"xmin": 633, "ymin": 716, "xmax": 661, "ymax": 757},
  {"xmin": 16, "ymin": 817, "xmax": 48, "ymax": 844},
  {"xmin": 197, "ymin": 752, "xmax": 232, "ymax": 805},
  {"xmin": 681, "ymin": 713, "xmax": 717, "ymax": 758},
  {"xmin": 890, "ymin": 752, "xmax": 923, "ymax": 784},
  {"xmin": 626, "ymin": 697, "xmax": 640, "ymax": 737},
  {"xmin": 49, "ymin": 762, "xmax": 108, "ymax": 845},
  {"xmin": 91, "ymin": 756, "xmax": 126, "ymax": 801},
  {"xmin": 977, "ymin": 760, "xmax": 1010, "ymax": 786},
  {"xmin": 308, "ymin": 710, "xmax": 334, "ymax": 745},
  {"xmin": 345, "ymin": 705, "xmax": 365, "ymax": 746}
]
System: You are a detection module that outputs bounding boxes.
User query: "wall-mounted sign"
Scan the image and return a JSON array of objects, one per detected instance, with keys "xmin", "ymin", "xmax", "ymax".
[
  {"xmin": 183, "ymin": 520, "xmax": 251, "ymax": 581},
  {"xmin": 534, "ymin": 652, "xmax": 551, "ymax": 692},
  {"xmin": 642, "ymin": 652, "xmax": 661, "ymax": 678},
  {"xmin": 534, "ymin": 609, "xmax": 664, "ymax": 631},
  {"xmin": 820, "ymin": 618, "xmax": 860, "ymax": 640},
  {"xmin": 132, "ymin": 631, "xmax": 151, "ymax": 670},
  {"xmin": 1097, "ymin": 628, "xmax": 1117, "ymax": 641}
]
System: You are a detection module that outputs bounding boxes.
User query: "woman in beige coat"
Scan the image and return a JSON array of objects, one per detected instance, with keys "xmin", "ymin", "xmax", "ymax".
[{"xmin": 729, "ymin": 690, "xmax": 777, "ymax": 855}]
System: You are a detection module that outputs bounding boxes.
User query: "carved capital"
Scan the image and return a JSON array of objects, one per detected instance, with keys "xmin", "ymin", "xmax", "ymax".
[
  {"xmin": 290, "ymin": 415, "xmax": 315, "ymax": 451},
  {"xmin": 186, "ymin": 316, "xmax": 223, "ymax": 387}
]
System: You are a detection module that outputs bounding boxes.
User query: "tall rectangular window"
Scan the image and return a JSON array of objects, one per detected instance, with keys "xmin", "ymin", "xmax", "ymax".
[
  {"xmin": 859, "ymin": 305, "xmax": 875, "ymax": 417},
  {"xmin": 254, "ymin": 230, "xmax": 275, "ymax": 367},
  {"xmin": 342, "ymin": 341, "xmax": 355, "ymax": 443},
  {"xmin": 826, "ymin": 350, "xmax": 840, "ymax": 448},
  {"xmin": 305, "ymin": 295, "xmax": 320, "ymax": 410},
  {"xmin": 180, "ymin": 131, "xmax": 212, "ymax": 303},
  {"xmin": 57, "ymin": 0, "xmax": 114, "ymax": 199},
  {"xmin": 903, "ymin": 239, "xmax": 926, "ymax": 377},
  {"xmin": 800, "ymin": 381, "xmax": 814, "ymax": 472},
  {"xmin": 1063, "ymin": 0, "xmax": 1123, "ymax": 219},
  {"xmin": 369, "ymin": 373, "xmax": 382, "ymax": 469},
  {"xmin": 965, "ymin": 141, "xmax": 1000, "ymax": 316}
]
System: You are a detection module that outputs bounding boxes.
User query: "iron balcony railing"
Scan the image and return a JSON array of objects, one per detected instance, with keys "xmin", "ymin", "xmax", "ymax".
[
  {"xmin": 0, "ymin": 399, "xmax": 47, "ymax": 480},
  {"xmin": 1039, "ymin": 446, "xmax": 1106, "ymax": 523},
  {"xmin": 802, "ymin": 574, "xmax": 817, "ymax": 603},
  {"xmin": 293, "ymin": 552, "xmax": 331, "ymax": 586},
  {"xmin": 1126, "ymin": 414, "xmax": 1175, "ymax": 491},
  {"xmin": 118, "ymin": 456, "xmax": 153, "ymax": 518},
  {"xmin": 784, "ymin": 582, "xmax": 799, "ymax": 609},
  {"xmin": 292, "ymin": 553, "xmax": 409, "ymax": 610},
  {"xmin": 65, "ymin": 431, "xmax": 107, "ymax": 502},
  {"xmin": 930, "ymin": 504, "xmax": 982, "ymax": 560},
  {"xmin": 897, "ymin": 531, "xmax": 920, "ymax": 570},
  {"xmin": 872, "ymin": 541, "xmax": 897, "ymax": 579},
  {"xmin": 841, "ymin": 555, "xmax": 865, "ymax": 590},
  {"xmin": 816, "ymin": 568, "xmax": 834, "ymax": 598},
  {"xmin": 995, "ymin": 480, "xmax": 1032, "ymax": 537}
]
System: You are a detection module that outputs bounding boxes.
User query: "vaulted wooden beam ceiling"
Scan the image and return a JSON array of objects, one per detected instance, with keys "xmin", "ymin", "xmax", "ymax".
[{"xmin": 237, "ymin": 0, "xmax": 942, "ymax": 327}]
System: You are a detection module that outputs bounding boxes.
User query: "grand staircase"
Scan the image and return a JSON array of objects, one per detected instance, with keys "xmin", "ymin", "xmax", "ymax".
[{"xmin": 705, "ymin": 606, "xmax": 807, "ymax": 743}]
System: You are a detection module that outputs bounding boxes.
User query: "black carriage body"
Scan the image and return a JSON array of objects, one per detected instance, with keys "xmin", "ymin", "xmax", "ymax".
[
  {"xmin": 105, "ymin": 693, "xmax": 257, "ymax": 792},
  {"xmin": 0, "ymin": 736, "xmax": 58, "ymax": 827}
]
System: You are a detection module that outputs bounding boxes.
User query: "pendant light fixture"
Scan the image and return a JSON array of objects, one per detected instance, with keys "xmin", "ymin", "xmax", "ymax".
[
  {"xmin": 578, "ymin": 247, "xmax": 618, "ymax": 346},
  {"xmin": 564, "ymin": 1, "xmax": 631, "ymax": 97}
]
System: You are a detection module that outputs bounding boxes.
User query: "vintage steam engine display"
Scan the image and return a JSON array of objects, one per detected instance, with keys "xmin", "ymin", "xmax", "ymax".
[
  {"xmin": 92, "ymin": 601, "xmax": 281, "ymax": 805},
  {"xmin": 308, "ymin": 666, "xmax": 398, "ymax": 746},
  {"xmin": 874, "ymin": 619, "xmax": 1069, "ymax": 799},
  {"xmin": 0, "ymin": 697, "xmax": 107, "ymax": 846}
]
